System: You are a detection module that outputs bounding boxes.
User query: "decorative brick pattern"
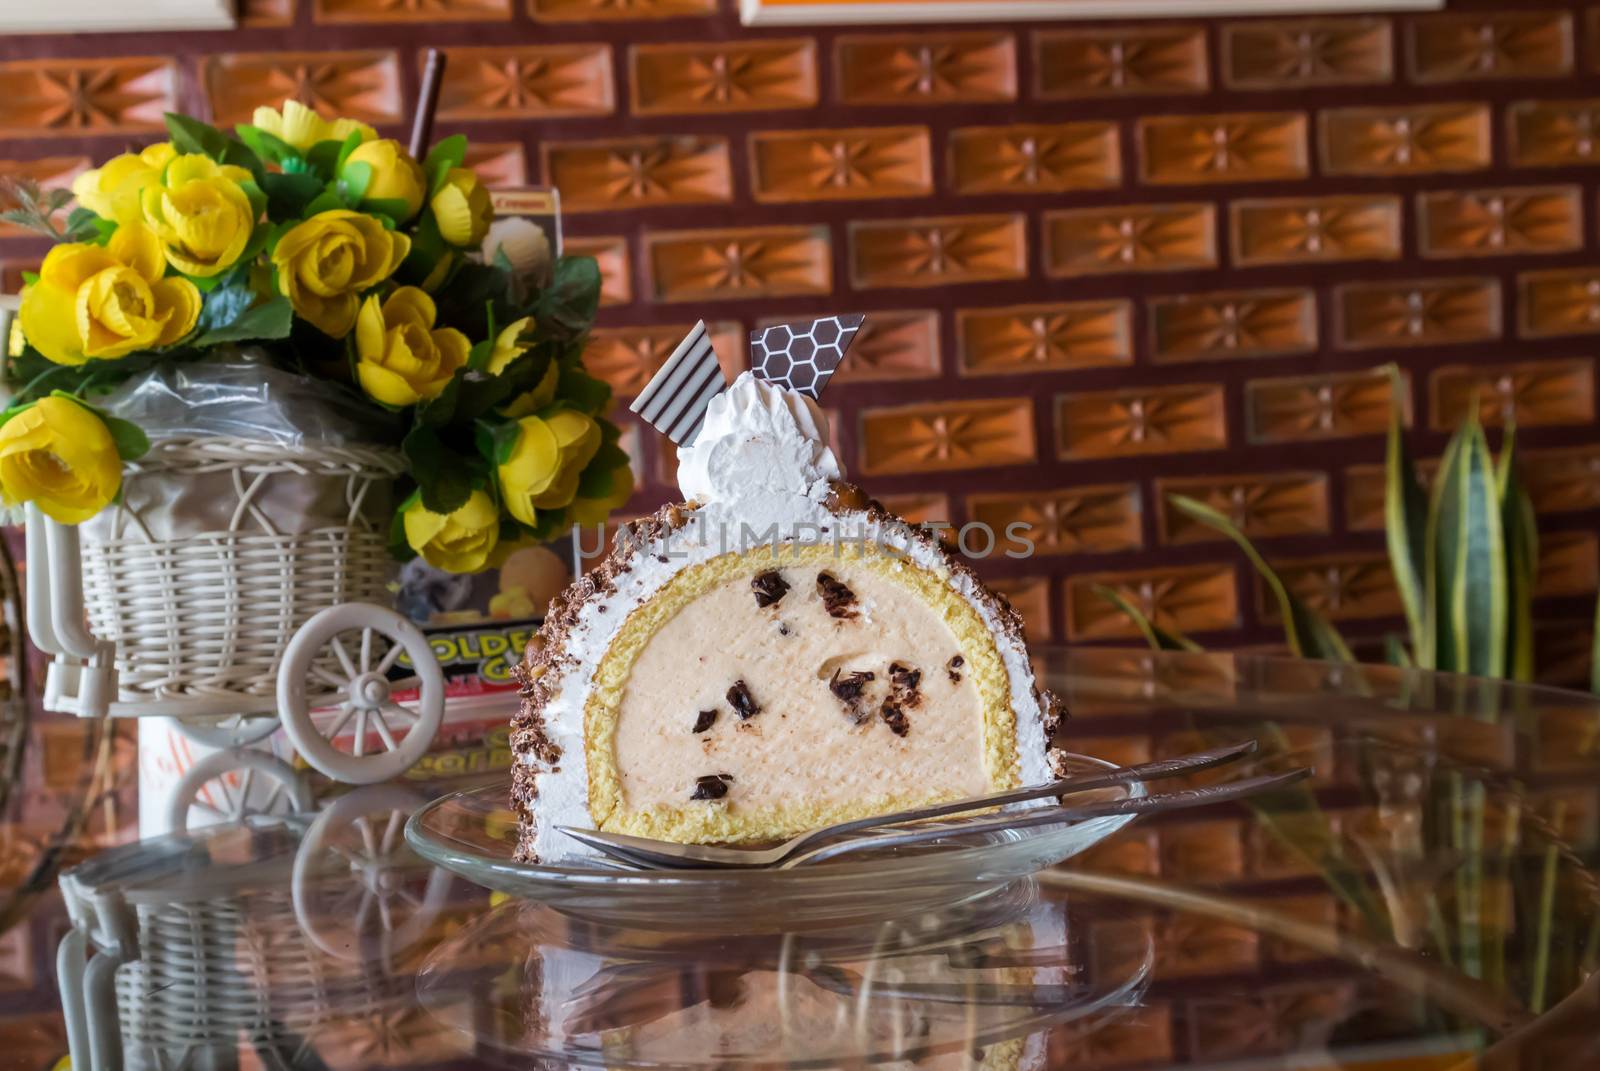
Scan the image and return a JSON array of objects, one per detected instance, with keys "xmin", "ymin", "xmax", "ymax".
[
  {"xmin": 1058, "ymin": 385, "xmax": 1227, "ymax": 459},
  {"xmin": 837, "ymin": 33, "xmax": 1016, "ymax": 105},
  {"xmin": 967, "ymin": 485, "xmax": 1142, "ymax": 556},
  {"xmin": 1319, "ymin": 102, "xmax": 1491, "ymax": 176},
  {"xmin": 859, "ymin": 398, "xmax": 1035, "ymax": 476},
  {"xmin": 748, "ymin": 127, "xmax": 931, "ymax": 203},
  {"xmin": 949, "ymin": 122, "xmax": 1119, "ymax": 194},
  {"xmin": 644, "ymin": 226, "xmax": 830, "ymax": 302},
  {"xmin": 1264, "ymin": 553, "xmax": 1401, "ymax": 623},
  {"xmin": 849, "ymin": 215, "xmax": 1026, "ymax": 289},
  {"xmin": 1230, "ymin": 196, "xmax": 1401, "ymax": 267},
  {"xmin": 1336, "ymin": 277, "xmax": 1501, "ymax": 350},
  {"xmin": 0, "ymin": 58, "xmax": 176, "ymax": 137},
  {"xmin": 1149, "ymin": 289, "xmax": 1317, "ymax": 364},
  {"xmin": 1430, "ymin": 358, "xmax": 1595, "ymax": 430},
  {"xmin": 1408, "ymin": 11, "xmax": 1573, "ymax": 83},
  {"xmin": 1519, "ymin": 268, "xmax": 1600, "ymax": 337},
  {"xmin": 1417, "ymin": 186, "xmax": 1584, "ymax": 258},
  {"xmin": 1138, "ymin": 112, "xmax": 1309, "ymax": 185},
  {"xmin": 958, "ymin": 302, "xmax": 1132, "ymax": 375},
  {"xmin": 438, "ymin": 45, "xmax": 613, "ymax": 119},
  {"xmin": 1035, "ymin": 26, "xmax": 1208, "ymax": 98},
  {"xmin": 1156, "ymin": 473, "xmax": 1329, "ymax": 544},
  {"xmin": 543, "ymin": 136, "xmax": 731, "ymax": 211},
  {"xmin": 1221, "ymin": 18, "xmax": 1393, "ymax": 89},
  {"xmin": 1043, "ymin": 204, "xmax": 1217, "ymax": 277},
  {"xmin": 7, "ymin": 1, "xmax": 1600, "ymax": 660},
  {"xmin": 633, "ymin": 39, "xmax": 817, "ymax": 115},
  {"xmin": 202, "ymin": 51, "xmax": 401, "ymax": 128}
]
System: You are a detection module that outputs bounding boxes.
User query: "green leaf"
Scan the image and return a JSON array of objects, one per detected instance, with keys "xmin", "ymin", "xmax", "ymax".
[
  {"xmin": 1167, "ymin": 493, "xmax": 1355, "ymax": 663},
  {"xmin": 164, "ymin": 113, "xmax": 228, "ymax": 160},
  {"xmin": 402, "ymin": 426, "xmax": 476, "ymax": 515},
  {"xmin": 424, "ymin": 134, "xmax": 468, "ymax": 195},
  {"xmin": 389, "ymin": 490, "xmax": 419, "ymax": 563},
  {"xmin": 1383, "ymin": 633, "xmax": 1414, "ymax": 668},
  {"xmin": 192, "ymin": 296, "xmax": 293, "ymax": 347},
  {"xmin": 259, "ymin": 170, "xmax": 325, "ymax": 220},
  {"xmin": 235, "ymin": 124, "xmax": 300, "ymax": 167},
  {"xmin": 1382, "ymin": 364, "xmax": 1429, "ymax": 662},
  {"xmin": 219, "ymin": 138, "xmax": 265, "ymax": 183},
  {"xmin": 303, "ymin": 188, "xmax": 345, "ymax": 217},
  {"xmin": 1090, "ymin": 584, "xmax": 1204, "ymax": 653},
  {"xmin": 334, "ymin": 129, "xmax": 364, "ymax": 172},
  {"xmin": 557, "ymin": 368, "xmax": 611, "ymax": 415},
  {"xmin": 1426, "ymin": 410, "xmax": 1506, "ymax": 677},
  {"xmin": 338, "ymin": 160, "xmax": 373, "ymax": 206},
  {"xmin": 362, "ymin": 197, "xmax": 414, "ymax": 224},
  {"xmin": 100, "ymin": 414, "xmax": 150, "ymax": 461},
  {"xmin": 196, "ymin": 285, "xmax": 256, "ymax": 334},
  {"xmin": 21, "ymin": 270, "xmax": 39, "ymax": 286},
  {"xmin": 474, "ymin": 418, "xmax": 522, "ymax": 465},
  {"xmin": 467, "ymin": 338, "xmax": 493, "ymax": 372},
  {"xmin": 576, "ymin": 459, "xmax": 615, "ymax": 500},
  {"xmin": 304, "ymin": 138, "xmax": 345, "ymax": 180},
  {"xmin": 1497, "ymin": 425, "xmax": 1537, "ymax": 682},
  {"xmin": 533, "ymin": 255, "xmax": 602, "ymax": 340}
]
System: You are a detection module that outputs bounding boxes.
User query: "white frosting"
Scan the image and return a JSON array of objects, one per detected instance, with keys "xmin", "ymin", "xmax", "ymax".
[
  {"xmin": 677, "ymin": 372, "xmax": 842, "ymax": 510},
  {"xmin": 528, "ymin": 376, "xmax": 1051, "ymax": 863}
]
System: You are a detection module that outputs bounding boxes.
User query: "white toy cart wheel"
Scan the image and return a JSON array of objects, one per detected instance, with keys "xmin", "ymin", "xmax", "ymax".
[
  {"xmin": 171, "ymin": 711, "xmax": 281, "ymax": 749},
  {"xmin": 290, "ymin": 784, "xmax": 453, "ymax": 964},
  {"xmin": 277, "ymin": 603, "xmax": 445, "ymax": 786},
  {"xmin": 166, "ymin": 748, "xmax": 313, "ymax": 832}
]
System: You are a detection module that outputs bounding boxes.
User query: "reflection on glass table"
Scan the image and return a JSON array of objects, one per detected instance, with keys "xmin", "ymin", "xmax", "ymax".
[{"xmin": 1, "ymin": 649, "xmax": 1593, "ymax": 1070}]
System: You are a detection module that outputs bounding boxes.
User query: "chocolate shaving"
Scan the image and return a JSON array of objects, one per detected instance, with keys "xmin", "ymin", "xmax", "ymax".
[
  {"xmin": 879, "ymin": 699, "xmax": 910, "ymax": 737},
  {"xmin": 690, "ymin": 774, "xmax": 733, "ymax": 800},
  {"xmin": 751, "ymin": 570, "xmax": 790, "ymax": 608},
  {"xmin": 692, "ymin": 709, "xmax": 717, "ymax": 734},
  {"xmin": 947, "ymin": 654, "xmax": 964, "ymax": 684},
  {"xmin": 817, "ymin": 571, "xmax": 858, "ymax": 619},
  {"xmin": 828, "ymin": 668, "xmax": 875, "ymax": 724},
  {"xmin": 727, "ymin": 679, "xmax": 761, "ymax": 720},
  {"xmin": 889, "ymin": 661, "xmax": 921, "ymax": 693}
]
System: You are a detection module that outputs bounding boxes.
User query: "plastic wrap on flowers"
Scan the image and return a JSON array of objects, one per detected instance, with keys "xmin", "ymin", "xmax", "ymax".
[{"xmin": 76, "ymin": 355, "xmax": 409, "ymax": 707}]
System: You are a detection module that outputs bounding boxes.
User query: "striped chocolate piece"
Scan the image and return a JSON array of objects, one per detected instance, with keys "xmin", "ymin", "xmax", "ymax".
[
  {"xmin": 749, "ymin": 314, "xmax": 866, "ymax": 399},
  {"xmin": 630, "ymin": 319, "xmax": 729, "ymax": 445}
]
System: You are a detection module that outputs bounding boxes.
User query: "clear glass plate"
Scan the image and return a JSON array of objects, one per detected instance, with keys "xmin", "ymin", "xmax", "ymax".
[{"xmin": 405, "ymin": 754, "xmax": 1144, "ymax": 932}]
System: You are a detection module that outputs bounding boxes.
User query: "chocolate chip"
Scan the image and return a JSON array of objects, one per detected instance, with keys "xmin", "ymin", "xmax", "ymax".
[
  {"xmin": 828, "ymin": 668, "xmax": 875, "ymax": 725},
  {"xmin": 879, "ymin": 699, "xmax": 910, "ymax": 737},
  {"xmin": 817, "ymin": 571, "xmax": 858, "ymax": 619},
  {"xmin": 778, "ymin": 622, "xmax": 792, "ymax": 636},
  {"xmin": 751, "ymin": 570, "xmax": 790, "ymax": 608},
  {"xmin": 727, "ymin": 679, "xmax": 760, "ymax": 720},
  {"xmin": 947, "ymin": 654, "xmax": 964, "ymax": 684},
  {"xmin": 690, "ymin": 774, "xmax": 733, "ymax": 800},
  {"xmin": 889, "ymin": 661, "xmax": 922, "ymax": 693},
  {"xmin": 692, "ymin": 709, "xmax": 717, "ymax": 734}
]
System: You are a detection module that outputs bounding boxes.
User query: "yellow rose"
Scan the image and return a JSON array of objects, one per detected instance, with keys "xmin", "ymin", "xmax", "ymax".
[
  {"xmin": 19, "ymin": 223, "xmax": 200, "ymax": 366},
  {"xmin": 251, "ymin": 101, "xmax": 376, "ymax": 152},
  {"xmin": 431, "ymin": 168, "xmax": 493, "ymax": 248},
  {"xmin": 139, "ymin": 154, "xmax": 258, "ymax": 278},
  {"xmin": 272, "ymin": 210, "xmax": 411, "ymax": 338},
  {"xmin": 570, "ymin": 460, "xmax": 635, "ymax": 526},
  {"xmin": 70, "ymin": 142, "xmax": 177, "ymax": 226},
  {"xmin": 354, "ymin": 287, "xmax": 469, "ymax": 407},
  {"xmin": 0, "ymin": 396, "xmax": 123, "ymax": 524},
  {"xmin": 403, "ymin": 490, "xmax": 500, "ymax": 573},
  {"xmin": 498, "ymin": 409, "xmax": 601, "ymax": 527},
  {"xmin": 343, "ymin": 140, "xmax": 427, "ymax": 222}
]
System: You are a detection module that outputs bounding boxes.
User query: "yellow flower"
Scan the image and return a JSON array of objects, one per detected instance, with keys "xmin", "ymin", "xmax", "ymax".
[
  {"xmin": 343, "ymin": 139, "xmax": 427, "ymax": 222},
  {"xmin": 498, "ymin": 409, "xmax": 601, "ymax": 527},
  {"xmin": 353, "ymin": 286, "xmax": 469, "ymax": 407},
  {"xmin": 139, "ymin": 154, "xmax": 257, "ymax": 278},
  {"xmin": 570, "ymin": 460, "xmax": 634, "ymax": 526},
  {"xmin": 0, "ymin": 397, "xmax": 123, "ymax": 524},
  {"xmin": 272, "ymin": 210, "xmax": 410, "ymax": 338},
  {"xmin": 484, "ymin": 316, "xmax": 558, "ymax": 417},
  {"xmin": 403, "ymin": 490, "xmax": 500, "ymax": 574},
  {"xmin": 488, "ymin": 586, "xmax": 537, "ymax": 619},
  {"xmin": 251, "ymin": 100, "xmax": 375, "ymax": 152},
  {"xmin": 19, "ymin": 223, "xmax": 201, "ymax": 366},
  {"xmin": 70, "ymin": 142, "xmax": 176, "ymax": 226},
  {"xmin": 431, "ymin": 168, "xmax": 493, "ymax": 248}
]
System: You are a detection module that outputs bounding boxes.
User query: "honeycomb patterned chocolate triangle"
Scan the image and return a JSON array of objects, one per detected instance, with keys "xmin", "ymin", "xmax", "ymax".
[{"xmin": 749, "ymin": 314, "xmax": 866, "ymax": 399}]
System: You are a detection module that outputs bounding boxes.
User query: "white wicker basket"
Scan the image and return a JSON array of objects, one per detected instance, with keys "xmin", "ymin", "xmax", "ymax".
[{"xmin": 79, "ymin": 436, "xmax": 406, "ymax": 707}]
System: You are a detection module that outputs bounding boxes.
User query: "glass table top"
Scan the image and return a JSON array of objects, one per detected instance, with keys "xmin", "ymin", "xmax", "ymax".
[{"xmin": 1, "ymin": 649, "xmax": 1597, "ymax": 1070}]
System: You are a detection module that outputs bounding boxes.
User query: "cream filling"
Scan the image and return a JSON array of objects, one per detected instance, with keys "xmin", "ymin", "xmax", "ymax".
[{"xmin": 612, "ymin": 561, "xmax": 990, "ymax": 820}]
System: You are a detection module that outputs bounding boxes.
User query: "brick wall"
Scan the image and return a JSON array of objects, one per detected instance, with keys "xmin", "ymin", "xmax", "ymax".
[{"xmin": 3, "ymin": 0, "xmax": 1600, "ymax": 680}]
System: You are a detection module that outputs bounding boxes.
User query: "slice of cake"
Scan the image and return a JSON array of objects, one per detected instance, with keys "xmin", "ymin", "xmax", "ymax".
[{"xmin": 511, "ymin": 320, "xmax": 1065, "ymax": 862}]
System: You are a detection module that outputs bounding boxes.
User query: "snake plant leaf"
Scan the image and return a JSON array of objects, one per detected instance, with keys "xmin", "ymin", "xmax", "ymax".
[
  {"xmin": 1167, "ymin": 494, "xmax": 1354, "ymax": 663},
  {"xmin": 1497, "ymin": 425, "xmax": 1538, "ymax": 682},
  {"xmin": 1427, "ymin": 411, "xmax": 1506, "ymax": 677},
  {"xmin": 1090, "ymin": 585, "xmax": 1203, "ymax": 652},
  {"xmin": 1383, "ymin": 633, "xmax": 1413, "ymax": 668},
  {"xmin": 1383, "ymin": 364, "xmax": 1429, "ymax": 660}
]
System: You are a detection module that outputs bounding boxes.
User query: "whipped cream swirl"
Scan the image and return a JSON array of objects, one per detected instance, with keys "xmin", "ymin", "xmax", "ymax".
[{"xmin": 677, "ymin": 372, "xmax": 842, "ymax": 506}]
